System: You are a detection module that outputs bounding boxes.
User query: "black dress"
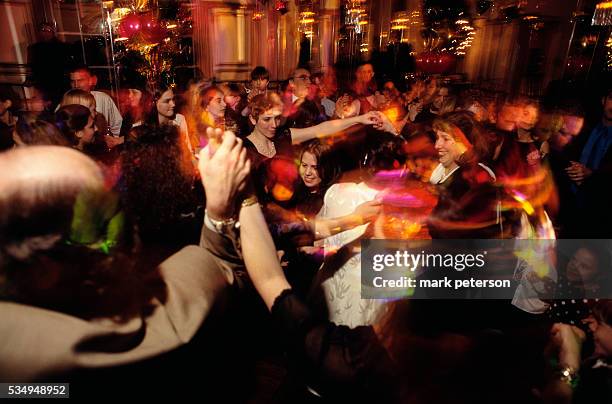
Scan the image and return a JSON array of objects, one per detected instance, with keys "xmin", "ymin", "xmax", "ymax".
[
  {"xmin": 271, "ymin": 289, "xmax": 399, "ymax": 402},
  {"xmin": 428, "ymin": 164, "xmax": 500, "ymax": 239},
  {"xmin": 244, "ymin": 125, "xmax": 298, "ymax": 205}
]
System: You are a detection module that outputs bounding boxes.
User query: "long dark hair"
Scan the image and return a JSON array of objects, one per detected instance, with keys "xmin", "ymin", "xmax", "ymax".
[
  {"xmin": 593, "ymin": 299, "xmax": 612, "ymax": 326},
  {"xmin": 119, "ymin": 88, "xmax": 154, "ymax": 136},
  {"xmin": 145, "ymin": 83, "xmax": 175, "ymax": 127},
  {"xmin": 289, "ymin": 140, "xmax": 339, "ymax": 217},
  {"xmin": 298, "ymin": 140, "xmax": 339, "ymax": 194},
  {"xmin": 55, "ymin": 104, "xmax": 91, "ymax": 146},
  {"xmin": 360, "ymin": 132, "xmax": 408, "ymax": 180}
]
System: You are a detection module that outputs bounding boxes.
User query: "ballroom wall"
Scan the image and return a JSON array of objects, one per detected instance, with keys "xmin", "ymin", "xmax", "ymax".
[
  {"xmin": 0, "ymin": 0, "xmax": 604, "ymax": 94},
  {"xmin": 192, "ymin": 0, "xmax": 324, "ymax": 81}
]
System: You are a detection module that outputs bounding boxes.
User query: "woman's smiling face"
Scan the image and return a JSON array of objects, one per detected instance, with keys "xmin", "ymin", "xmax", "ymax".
[
  {"xmin": 434, "ymin": 130, "xmax": 463, "ymax": 168},
  {"xmin": 300, "ymin": 151, "xmax": 321, "ymax": 189}
]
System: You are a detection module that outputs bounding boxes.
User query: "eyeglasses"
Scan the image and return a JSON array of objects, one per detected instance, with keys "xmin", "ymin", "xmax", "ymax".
[{"xmin": 294, "ymin": 75, "xmax": 311, "ymax": 81}]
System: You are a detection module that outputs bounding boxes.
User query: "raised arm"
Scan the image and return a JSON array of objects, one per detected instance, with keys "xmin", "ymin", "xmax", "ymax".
[
  {"xmin": 197, "ymin": 128, "xmax": 251, "ymax": 279},
  {"xmin": 289, "ymin": 111, "xmax": 382, "ymax": 145},
  {"xmin": 197, "ymin": 129, "xmax": 396, "ymax": 399},
  {"xmin": 239, "ymin": 202, "xmax": 291, "ymax": 310},
  {"xmin": 198, "ymin": 128, "xmax": 290, "ymax": 310}
]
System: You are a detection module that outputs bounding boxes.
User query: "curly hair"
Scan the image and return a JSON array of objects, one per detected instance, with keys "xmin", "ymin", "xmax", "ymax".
[
  {"xmin": 120, "ymin": 125, "xmax": 202, "ymax": 246},
  {"xmin": 248, "ymin": 92, "xmax": 283, "ymax": 122}
]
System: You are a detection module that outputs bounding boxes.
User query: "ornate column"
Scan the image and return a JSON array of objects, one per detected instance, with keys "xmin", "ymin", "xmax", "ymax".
[
  {"xmin": 193, "ymin": 0, "xmax": 302, "ymax": 81},
  {"xmin": 319, "ymin": 0, "xmax": 340, "ymax": 69},
  {"xmin": 193, "ymin": 0, "xmax": 253, "ymax": 81},
  {"xmin": 275, "ymin": 0, "xmax": 300, "ymax": 79}
]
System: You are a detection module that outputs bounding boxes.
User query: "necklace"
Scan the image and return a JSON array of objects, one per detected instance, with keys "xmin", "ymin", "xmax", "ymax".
[{"xmin": 248, "ymin": 133, "xmax": 276, "ymax": 158}]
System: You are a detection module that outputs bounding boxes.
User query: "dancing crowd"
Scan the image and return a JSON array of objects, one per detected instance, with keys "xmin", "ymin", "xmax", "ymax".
[{"xmin": 0, "ymin": 57, "xmax": 611, "ymax": 403}]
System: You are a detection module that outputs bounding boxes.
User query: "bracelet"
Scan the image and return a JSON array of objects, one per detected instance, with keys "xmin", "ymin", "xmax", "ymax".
[
  {"xmin": 241, "ymin": 195, "xmax": 259, "ymax": 208},
  {"xmin": 205, "ymin": 209, "xmax": 237, "ymax": 233},
  {"xmin": 557, "ymin": 366, "xmax": 580, "ymax": 390}
]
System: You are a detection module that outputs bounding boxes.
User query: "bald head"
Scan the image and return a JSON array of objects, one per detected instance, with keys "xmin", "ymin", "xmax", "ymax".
[
  {"xmin": 0, "ymin": 146, "xmax": 104, "ymax": 193},
  {"xmin": 0, "ymin": 146, "xmax": 106, "ymax": 242},
  {"xmin": 0, "ymin": 147, "xmax": 153, "ymax": 322}
]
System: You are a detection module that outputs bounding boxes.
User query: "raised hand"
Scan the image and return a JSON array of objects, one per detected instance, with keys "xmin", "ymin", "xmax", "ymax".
[
  {"xmin": 198, "ymin": 128, "xmax": 251, "ymax": 220},
  {"xmin": 376, "ymin": 111, "xmax": 401, "ymax": 135},
  {"xmin": 408, "ymin": 102, "xmax": 423, "ymax": 122},
  {"xmin": 335, "ymin": 95, "xmax": 359, "ymax": 119}
]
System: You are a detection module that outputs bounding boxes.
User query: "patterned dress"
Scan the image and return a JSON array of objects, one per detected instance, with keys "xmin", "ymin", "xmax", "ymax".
[{"xmin": 317, "ymin": 182, "xmax": 386, "ymax": 327}]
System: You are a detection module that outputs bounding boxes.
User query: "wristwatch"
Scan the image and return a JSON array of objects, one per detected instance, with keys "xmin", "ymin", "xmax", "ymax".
[{"xmin": 205, "ymin": 210, "xmax": 237, "ymax": 233}]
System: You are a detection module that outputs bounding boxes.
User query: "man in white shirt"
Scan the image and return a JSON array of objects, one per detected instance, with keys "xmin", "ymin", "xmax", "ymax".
[{"xmin": 70, "ymin": 66, "xmax": 123, "ymax": 136}]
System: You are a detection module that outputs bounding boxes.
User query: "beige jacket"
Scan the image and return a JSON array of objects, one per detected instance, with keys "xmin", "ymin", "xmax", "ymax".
[{"xmin": 0, "ymin": 226, "xmax": 240, "ymax": 381}]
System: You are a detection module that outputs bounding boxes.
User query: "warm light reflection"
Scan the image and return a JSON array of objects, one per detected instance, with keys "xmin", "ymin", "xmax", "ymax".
[{"xmin": 511, "ymin": 190, "xmax": 535, "ymax": 216}]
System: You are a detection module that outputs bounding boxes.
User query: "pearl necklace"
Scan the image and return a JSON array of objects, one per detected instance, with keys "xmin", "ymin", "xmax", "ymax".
[{"xmin": 248, "ymin": 133, "xmax": 276, "ymax": 158}]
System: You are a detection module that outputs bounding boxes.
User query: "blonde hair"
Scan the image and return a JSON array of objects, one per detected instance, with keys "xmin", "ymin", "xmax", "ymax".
[{"xmin": 60, "ymin": 89, "xmax": 95, "ymax": 111}]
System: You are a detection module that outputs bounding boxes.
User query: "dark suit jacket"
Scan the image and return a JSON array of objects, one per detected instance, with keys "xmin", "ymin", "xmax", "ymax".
[{"xmin": 564, "ymin": 122, "xmax": 612, "ymax": 237}]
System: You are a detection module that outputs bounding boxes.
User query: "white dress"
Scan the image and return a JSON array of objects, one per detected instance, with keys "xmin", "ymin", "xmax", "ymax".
[{"xmin": 317, "ymin": 182, "xmax": 386, "ymax": 327}]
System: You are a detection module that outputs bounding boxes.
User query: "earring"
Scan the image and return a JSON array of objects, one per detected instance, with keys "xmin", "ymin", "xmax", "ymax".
[{"xmin": 361, "ymin": 152, "xmax": 369, "ymax": 169}]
